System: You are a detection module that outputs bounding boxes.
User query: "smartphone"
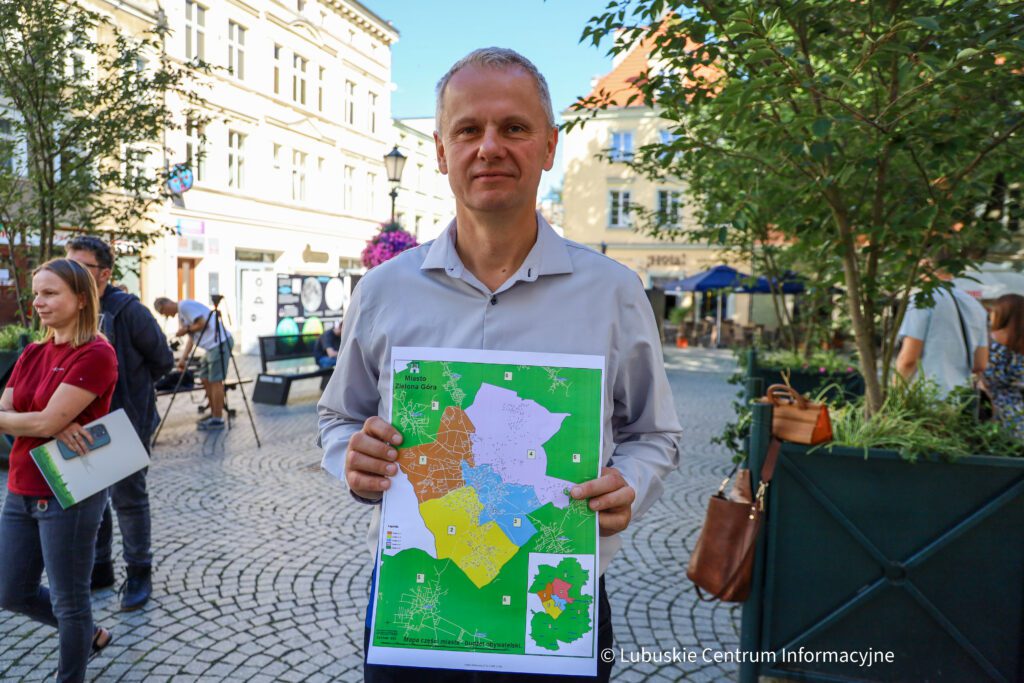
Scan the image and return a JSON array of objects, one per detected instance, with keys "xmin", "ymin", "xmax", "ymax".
[{"xmin": 57, "ymin": 423, "xmax": 112, "ymax": 460}]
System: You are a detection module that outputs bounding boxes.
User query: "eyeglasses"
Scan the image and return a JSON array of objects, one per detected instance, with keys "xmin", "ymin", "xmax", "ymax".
[{"xmin": 76, "ymin": 262, "xmax": 104, "ymax": 271}]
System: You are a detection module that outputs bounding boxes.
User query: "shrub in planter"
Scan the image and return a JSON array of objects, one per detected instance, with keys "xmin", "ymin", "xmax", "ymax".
[{"xmin": 746, "ymin": 348, "xmax": 864, "ymax": 403}]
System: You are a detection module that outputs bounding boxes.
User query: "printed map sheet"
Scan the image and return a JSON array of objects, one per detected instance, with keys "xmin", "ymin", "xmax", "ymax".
[{"xmin": 367, "ymin": 347, "xmax": 604, "ymax": 675}]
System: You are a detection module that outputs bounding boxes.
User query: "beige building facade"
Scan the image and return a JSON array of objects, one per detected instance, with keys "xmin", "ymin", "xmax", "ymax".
[
  {"xmin": 392, "ymin": 117, "xmax": 455, "ymax": 243},
  {"xmin": 74, "ymin": 0, "xmax": 403, "ymax": 352},
  {"xmin": 561, "ymin": 38, "xmax": 761, "ymax": 325}
]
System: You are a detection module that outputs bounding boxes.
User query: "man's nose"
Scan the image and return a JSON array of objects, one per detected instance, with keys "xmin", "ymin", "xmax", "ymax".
[{"xmin": 477, "ymin": 126, "xmax": 506, "ymax": 160}]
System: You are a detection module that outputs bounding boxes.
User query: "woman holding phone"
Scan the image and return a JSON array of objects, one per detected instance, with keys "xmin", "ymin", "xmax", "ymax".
[{"xmin": 0, "ymin": 258, "xmax": 117, "ymax": 683}]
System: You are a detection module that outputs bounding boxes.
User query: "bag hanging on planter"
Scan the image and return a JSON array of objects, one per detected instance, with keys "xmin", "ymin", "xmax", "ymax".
[
  {"xmin": 760, "ymin": 384, "xmax": 833, "ymax": 445},
  {"xmin": 687, "ymin": 439, "xmax": 781, "ymax": 602}
]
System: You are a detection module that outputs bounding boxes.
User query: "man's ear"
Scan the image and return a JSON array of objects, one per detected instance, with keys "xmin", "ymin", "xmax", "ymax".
[
  {"xmin": 434, "ymin": 131, "xmax": 448, "ymax": 175},
  {"xmin": 543, "ymin": 126, "xmax": 558, "ymax": 172}
]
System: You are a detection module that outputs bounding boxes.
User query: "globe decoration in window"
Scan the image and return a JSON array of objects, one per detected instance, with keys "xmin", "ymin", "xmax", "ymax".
[{"xmin": 166, "ymin": 164, "xmax": 194, "ymax": 194}]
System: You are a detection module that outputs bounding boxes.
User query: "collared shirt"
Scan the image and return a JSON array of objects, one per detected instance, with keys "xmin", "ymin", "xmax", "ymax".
[
  {"xmin": 898, "ymin": 287, "xmax": 988, "ymax": 396},
  {"xmin": 317, "ymin": 213, "xmax": 682, "ymax": 574}
]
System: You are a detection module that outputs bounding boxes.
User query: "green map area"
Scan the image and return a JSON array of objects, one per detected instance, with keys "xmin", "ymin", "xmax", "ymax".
[{"xmin": 373, "ymin": 357, "xmax": 601, "ymax": 656}]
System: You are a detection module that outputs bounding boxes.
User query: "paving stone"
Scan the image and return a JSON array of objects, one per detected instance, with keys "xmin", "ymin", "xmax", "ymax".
[{"xmin": 0, "ymin": 348, "xmax": 741, "ymax": 681}]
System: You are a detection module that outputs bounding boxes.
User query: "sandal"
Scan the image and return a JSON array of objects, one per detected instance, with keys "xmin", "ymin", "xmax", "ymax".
[{"xmin": 89, "ymin": 626, "xmax": 112, "ymax": 660}]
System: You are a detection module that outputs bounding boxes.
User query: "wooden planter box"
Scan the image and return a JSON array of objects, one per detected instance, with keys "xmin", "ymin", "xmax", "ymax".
[{"xmin": 739, "ymin": 404, "xmax": 1024, "ymax": 682}]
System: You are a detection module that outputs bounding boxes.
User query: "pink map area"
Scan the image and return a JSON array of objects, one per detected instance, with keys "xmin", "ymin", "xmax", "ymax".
[{"xmin": 464, "ymin": 383, "xmax": 574, "ymax": 508}]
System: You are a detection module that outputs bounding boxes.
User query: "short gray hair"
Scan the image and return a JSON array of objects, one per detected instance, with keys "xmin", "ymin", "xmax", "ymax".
[{"xmin": 435, "ymin": 47, "xmax": 555, "ymax": 131}]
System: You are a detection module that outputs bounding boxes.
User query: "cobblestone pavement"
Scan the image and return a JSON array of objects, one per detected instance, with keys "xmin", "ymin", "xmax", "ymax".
[{"xmin": 0, "ymin": 348, "xmax": 742, "ymax": 682}]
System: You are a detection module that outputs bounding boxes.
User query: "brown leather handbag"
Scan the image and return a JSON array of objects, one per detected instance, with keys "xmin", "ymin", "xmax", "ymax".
[
  {"xmin": 687, "ymin": 439, "xmax": 781, "ymax": 602},
  {"xmin": 760, "ymin": 384, "xmax": 833, "ymax": 445}
]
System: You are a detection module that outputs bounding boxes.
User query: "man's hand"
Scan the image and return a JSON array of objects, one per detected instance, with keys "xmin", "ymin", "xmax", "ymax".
[
  {"xmin": 176, "ymin": 358, "xmax": 186, "ymax": 372},
  {"xmin": 346, "ymin": 416, "xmax": 403, "ymax": 500},
  {"xmin": 174, "ymin": 327, "xmax": 188, "ymax": 338},
  {"xmin": 570, "ymin": 466, "xmax": 636, "ymax": 536},
  {"xmin": 326, "ymin": 348, "xmax": 339, "ymax": 358},
  {"xmin": 54, "ymin": 422, "xmax": 92, "ymax": 457}
]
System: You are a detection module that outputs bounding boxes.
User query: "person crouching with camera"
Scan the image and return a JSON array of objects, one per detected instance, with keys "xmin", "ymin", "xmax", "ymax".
[{"xmin": 0, "ymin": 258, "xmax": 118, "ymax": 683}]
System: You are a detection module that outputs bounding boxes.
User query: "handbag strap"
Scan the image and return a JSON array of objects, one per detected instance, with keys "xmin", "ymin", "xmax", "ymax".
[
  {"xmin": 950, "ymin": 290, "xmax": 974, "ymax": 372},
  {"xmin": 754, "ymin": 437, "xmax": 782, "ymax": 511}
]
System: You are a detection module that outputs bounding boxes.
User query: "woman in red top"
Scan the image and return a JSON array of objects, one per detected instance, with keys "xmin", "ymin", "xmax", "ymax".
[{"xmin": 0, "ymin": 258, "xmax": 118, "ymax": 683}]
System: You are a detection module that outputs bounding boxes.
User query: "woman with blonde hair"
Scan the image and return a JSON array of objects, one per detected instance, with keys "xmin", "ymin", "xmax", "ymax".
[
  {"xmin": 983, "ymin": 293, "xmax": 1024, "ymax": 439},
  {"xmin": 0, "ymin": 258, "xmax": 118, "ymax": 682}
]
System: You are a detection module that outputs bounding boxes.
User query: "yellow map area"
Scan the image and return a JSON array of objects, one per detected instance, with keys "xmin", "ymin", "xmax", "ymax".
[{"xmin": 420, "ymin": 486, "xmax": 519, "ymax": 589}]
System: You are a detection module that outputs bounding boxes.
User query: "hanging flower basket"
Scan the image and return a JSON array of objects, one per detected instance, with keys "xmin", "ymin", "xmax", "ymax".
[{"xmin": 361, "ymin": 222, "xmax": 418, "ymax": 269}]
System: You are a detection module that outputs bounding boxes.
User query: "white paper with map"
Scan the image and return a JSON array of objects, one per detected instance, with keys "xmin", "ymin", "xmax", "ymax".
[{"xmin": 367, "ymin": 347, "xmax": 604, "ymax": 675}]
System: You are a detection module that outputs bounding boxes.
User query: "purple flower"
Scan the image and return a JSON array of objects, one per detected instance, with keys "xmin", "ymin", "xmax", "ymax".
[
  {"xmin": 361, "ymin": 223, "xmax": 419, "ymax": 268},
  {"xmin": 819, "ymin": 367, "xmax": 826, "ymax": 374}
]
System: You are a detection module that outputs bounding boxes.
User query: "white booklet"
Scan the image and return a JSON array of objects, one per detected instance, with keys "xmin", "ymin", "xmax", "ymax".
[{"xmin": 29, "ymin": 409, "xmax": 149, "ymax": 509}]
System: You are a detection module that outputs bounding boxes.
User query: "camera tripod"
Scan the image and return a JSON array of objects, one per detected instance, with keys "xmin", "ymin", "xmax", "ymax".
[{"xmin": 153, "ymin": 296, "xmax": 261, "ymax": 447}]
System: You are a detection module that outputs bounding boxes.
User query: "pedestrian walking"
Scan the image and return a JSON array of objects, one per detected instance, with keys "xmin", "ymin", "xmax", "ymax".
[
  {"xmin": 0, "ymin": 258, "xmax": 118, "ymax": 682},
  {"xmin": 318, "ymin": 47, "xmax": 681, "ymax": 682},
  {"xmin": 66, "ymin": 236, "xmax": 173, "ymax": 610}
]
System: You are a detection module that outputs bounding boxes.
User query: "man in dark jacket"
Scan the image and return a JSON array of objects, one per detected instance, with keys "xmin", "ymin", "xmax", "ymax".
[{"xmin": 67, "ymin": 236, "xmax": 174, "ymax": 611}]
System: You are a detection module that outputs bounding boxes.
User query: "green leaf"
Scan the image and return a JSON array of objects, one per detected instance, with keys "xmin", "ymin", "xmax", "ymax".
[
  {"xmin": 955, "ymin": 47, "xmax": 980, "ymax": 62},
  {"xmin": 911, "ymin": 17, "xmax": 940, "ymax": 32},
  {"xmin": 812, "ymin": 118, "xmax": 832, "ymax": 138},
  {"xmin": 809, "ymin": 141, "xmax": 835, "ymax": 161}
]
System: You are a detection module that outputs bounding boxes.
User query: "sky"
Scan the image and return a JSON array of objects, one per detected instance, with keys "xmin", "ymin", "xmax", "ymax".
[{"xmin": 363, "ymin": 0, "xmax": 617, "ymax": 197}]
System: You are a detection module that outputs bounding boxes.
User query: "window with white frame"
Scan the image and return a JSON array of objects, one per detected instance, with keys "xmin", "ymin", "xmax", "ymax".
[
  {"xmin": 272, "ymin": 143, "xmax": 282, "ymax": 190},
  {"xmin": 0, "ymin": 118, "xmax": 15, "ymax": 173},
  {"xmin": 227, "ymin": 130, "xmax": 245, "ymax": 189},
  {"xmin": 185, "ymin": 118, "xmax": 205, "ymax": 181},
  {"xmin": 343, "ymin": 165, "xmax": 354, "ymax": 210},
  {"xmin": 273, "ymin": 44, "xmax": 282, "ymax": 94},
  {"xmin": 123, "ymin": 147, "xmax": 146, "ymax": 188},
  {"xmin": 416, "ymin": 163, "xmax": 424, "ymax": 191},
  {"xmin": 317, "ymin": 156, "xmax": 325, "ymax": 200},
  {"xmin": 608, "ymin": 189, "xmax": 631, "ymax": 227},
  {"xmin": 657, "ymin": 189, "xmax": 681, "ymax": 226},
  {"xmin": 292, "ymin": 150, "xmax": 307, "ymax": 201},
  {"xmin": 367, "ymin": 171, "xmax": 376, "ymax": 214},
  {"xmin": 292, "ymin": 55, "xmax": 307, "ymax": 105},
  {"xmin": 317, "ymin": 67, "xmax": 325, "ymax": 112},
  {"xmin": 659, "ymin": 128, "xmax": 679, "ymax": 145},
  {"xmin": 368, "ymin": 92, "xmax": 377, "ymax": 133},
  {"xmin": 345, "ymin": 80, "xmax": 356, "ymax": 125},
  {"xmin": 228, "ymin": 21, "xmax": 245, "ymax": 80},
  {"xmin": 185, "ymin": 0, "xmax": 206, "ymax": 61},
  {"xmin": 609, "ymin": 130, "xmax": 633, "ymax": 162},
  {"xmin": 656, "ymin": 189, "xmax": 681, "ymax": 226}
]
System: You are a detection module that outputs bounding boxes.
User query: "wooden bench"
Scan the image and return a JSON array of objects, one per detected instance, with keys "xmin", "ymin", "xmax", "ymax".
[{"xmin": 252, "ymin": 334, "xmax": 333, "ymax": 405}]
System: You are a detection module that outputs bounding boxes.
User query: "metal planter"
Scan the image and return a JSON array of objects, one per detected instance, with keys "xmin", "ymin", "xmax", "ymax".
[{"xmin": 740, "ymin": 403, "xmax": 1024, "ymax": 682}]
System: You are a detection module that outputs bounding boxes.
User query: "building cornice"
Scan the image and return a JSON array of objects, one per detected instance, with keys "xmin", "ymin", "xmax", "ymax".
[{"xmin": 321, "ymin": 0, "xmax": 399, "ymax": 45}]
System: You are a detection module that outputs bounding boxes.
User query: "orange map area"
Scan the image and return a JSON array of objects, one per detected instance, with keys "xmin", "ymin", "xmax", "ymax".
[{"xmin": 397, "ymin": 407, "xmax": 476, "ymax": 504}]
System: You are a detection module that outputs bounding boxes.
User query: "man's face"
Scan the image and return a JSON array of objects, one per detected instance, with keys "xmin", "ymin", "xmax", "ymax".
[
  {"xmin": 67, "ymin": 248, "xmax": 112, "ymax": 291},
  {"xmin": 435, "ymin": 65, "xmax": 557, "ymax": 216}
]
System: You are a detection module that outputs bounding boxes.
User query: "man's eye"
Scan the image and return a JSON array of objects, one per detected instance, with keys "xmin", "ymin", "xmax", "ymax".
[{"xmin": 508, "ymin": 125, "xmax": 526, "ymax": 133}]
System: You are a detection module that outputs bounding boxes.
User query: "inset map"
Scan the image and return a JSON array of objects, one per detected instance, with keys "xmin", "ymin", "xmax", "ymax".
[{"xmin": 525, "ymin": 553, "xmax": 596, "ymax": 657}]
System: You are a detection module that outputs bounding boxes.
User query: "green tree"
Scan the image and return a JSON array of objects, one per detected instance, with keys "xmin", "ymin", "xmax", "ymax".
[
  {"xmin": 0, "ymin": 0, "xmax": 208, "ymax": 322},
  {"xmin": 570, "ymin": 1, "xmax": 1024, "ymax": 414}
]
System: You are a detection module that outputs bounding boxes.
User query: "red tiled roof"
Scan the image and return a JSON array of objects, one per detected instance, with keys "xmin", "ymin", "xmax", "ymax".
[{"xmin": 584, "ymin": 36, "xmax": 659, "ymax": 107}]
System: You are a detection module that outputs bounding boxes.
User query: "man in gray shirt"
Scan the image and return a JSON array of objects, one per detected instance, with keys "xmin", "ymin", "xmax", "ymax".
[
  {"xmin": 317, "ymin": 48, "xmax": 681, "ymax": 682},
  {"xmin": 896, "ymin": 285, "xmax": 989, "ymax": 395}
]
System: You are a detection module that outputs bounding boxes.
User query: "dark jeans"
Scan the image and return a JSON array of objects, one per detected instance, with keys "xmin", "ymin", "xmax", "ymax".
[
  {"xmin": 0, "ymin": 491, "xmax": 106, "ymax": 683},
  {"xmin": 317, "ymin": 356, "xmax": 338, "ymax": 369},
  {"xmin": 94, "ymin": 467, "xmax": 151, "ymax": 568},
  {"xmin": 364, "ymin": 575, "xmax": 614, "ymax": 683}
]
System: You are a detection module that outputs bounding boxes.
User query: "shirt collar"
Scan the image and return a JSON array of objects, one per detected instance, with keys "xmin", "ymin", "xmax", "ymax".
[{"xmin": 420, "ymin": 212, "xmax": 574, "ymax": 282}]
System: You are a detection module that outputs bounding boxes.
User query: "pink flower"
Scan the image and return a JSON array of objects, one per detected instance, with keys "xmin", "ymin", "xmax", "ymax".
[
  {"xmin": 819, "ymin": 367, "xmax": 826, "ymax": 373},
  {"xmin": 361, "ymin": 223, "xmax": 418, "ymax": 268}
]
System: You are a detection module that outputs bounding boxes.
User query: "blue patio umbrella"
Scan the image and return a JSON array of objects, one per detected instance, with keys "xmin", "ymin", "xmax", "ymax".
[
  {"xmin": 741, "ymin": 271, "xmax": 807, "ymax": 295},
  {"xmin": 664, "ymin": 265, "xmax": 750, "ymax": 346},
  {"xmin": 663, "ymin": 264, "xmax": 750, "ymax": 292}
]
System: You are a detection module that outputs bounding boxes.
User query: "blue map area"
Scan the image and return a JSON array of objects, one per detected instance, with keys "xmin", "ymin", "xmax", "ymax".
[{"xmin": 461, "ymin": 462, "xmax": 541, "ymax": 546}]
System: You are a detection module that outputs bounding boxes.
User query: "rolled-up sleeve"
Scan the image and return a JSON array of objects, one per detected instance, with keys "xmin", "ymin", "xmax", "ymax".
[
  {"xmin": 316, "ymin": 283, "xmax": 382, "ymax": 502},
  {"xmin": 609, "ymin": 285, "xmax": 682, "ymax": 522}
]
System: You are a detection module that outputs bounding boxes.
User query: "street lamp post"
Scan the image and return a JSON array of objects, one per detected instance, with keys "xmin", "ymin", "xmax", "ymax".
[{"xmin": 383, "ymin": 145, "xmax": 407, "ymax": 224}]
